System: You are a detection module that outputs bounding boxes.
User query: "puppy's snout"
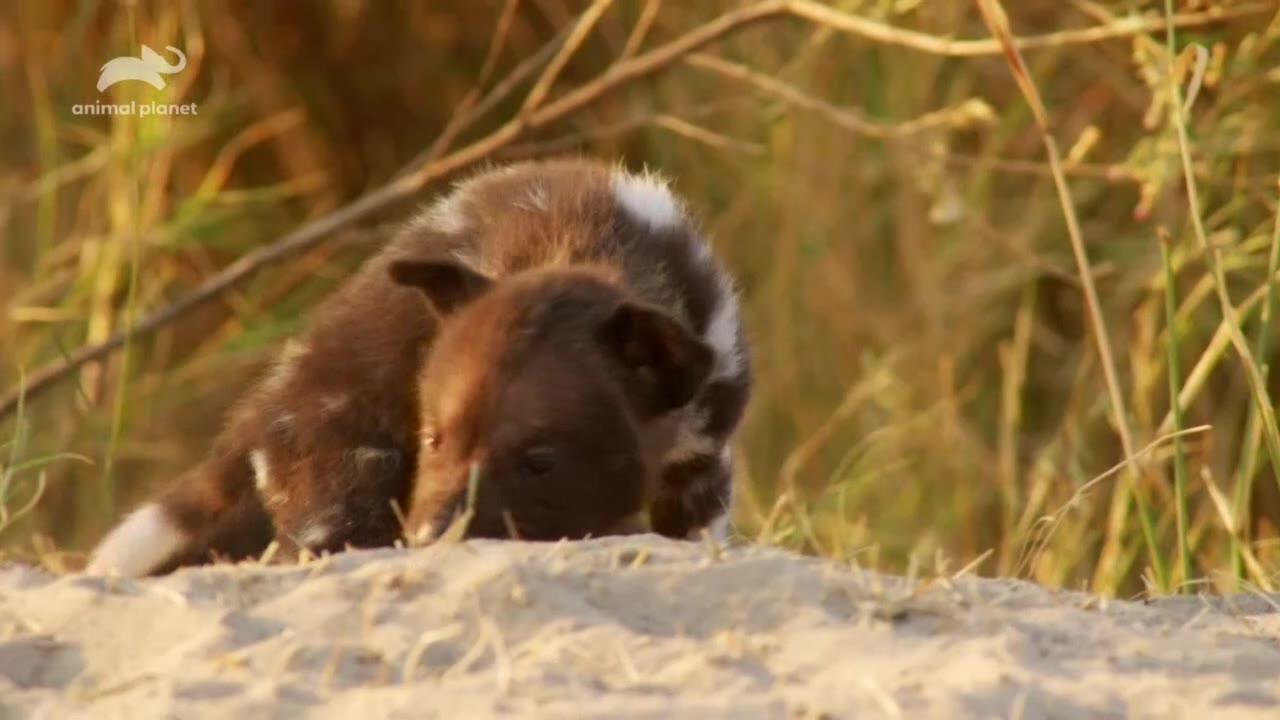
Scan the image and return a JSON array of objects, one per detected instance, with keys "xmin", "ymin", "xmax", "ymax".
[{"xmin": 415, "ymin": 464, "xmax": 486, "ymax": 540}]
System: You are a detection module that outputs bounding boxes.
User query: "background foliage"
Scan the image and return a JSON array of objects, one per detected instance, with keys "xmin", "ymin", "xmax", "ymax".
[{"xmin": 2, "ymin": 0, "xmax": 1278, "ymax": 596}]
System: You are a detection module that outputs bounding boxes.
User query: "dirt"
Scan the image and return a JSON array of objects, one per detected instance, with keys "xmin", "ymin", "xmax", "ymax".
[{"xmin": 2, "ymin": 536, "xmax": 1279, "ymax": 719}]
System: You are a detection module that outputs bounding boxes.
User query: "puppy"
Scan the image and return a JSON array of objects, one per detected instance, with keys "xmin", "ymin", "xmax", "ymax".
[{"xmin": 87, "ymin": 158, "xmax": 750, "ymax": 577}]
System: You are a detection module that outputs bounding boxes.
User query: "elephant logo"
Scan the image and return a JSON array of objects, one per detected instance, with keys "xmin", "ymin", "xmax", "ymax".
[{"xmin": 97, "ymin": 45, "xmax": 187, "ymax": 92}]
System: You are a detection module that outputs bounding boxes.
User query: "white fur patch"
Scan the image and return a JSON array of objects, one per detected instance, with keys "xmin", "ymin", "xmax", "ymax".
[
  {"xmin": 264, "ymin": 340, "xmax": 307, "ymax": 392},
  {"xmin": 699, "ymin": 513, "xmax": 732, "ymax": 543},
  {"xmin": 663, "ymin": 407, "xmax": 715, "ymax": 465},
  {"xmin": 250, "ymin": 449, "xmax": 272, "ymax": 492},
  {"xmin": 415, "ymin": 192, "xmax": 469, "ymax": 235},
  {"xmin": 665, "ymin": 431, "xmax": 716, "ymax": 465},
  {"xmin": 612, "ymin": 169, "xmax": 682, "ymax": 229},
  {"xmin": 298, "ymin": 521, "xmax": 330, "ymax": 549},
  {"xmin": 85, "ymin": 504, "xmax": 186, "ymax": 578},
  {"xmin": 705, "ymin": 288, "xmax": 743, "ymax": 380},
  {"xmin": 514, "ymin": 181, "xmax": 548, "ymax": 213}
]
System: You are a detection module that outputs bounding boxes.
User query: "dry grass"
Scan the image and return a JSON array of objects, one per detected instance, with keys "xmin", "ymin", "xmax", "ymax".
[{"xmin": 1, "ymin": 0, "xmax": 1279, "ymax": 597}]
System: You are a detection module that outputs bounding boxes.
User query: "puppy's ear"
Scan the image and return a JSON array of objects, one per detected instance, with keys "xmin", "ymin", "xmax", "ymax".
[
  {"xmin": 389, "ymin": 259, "xmax": 492, "ymax": 316},
  {"xmin": 597, "ymin": 301, "xmax": 714, "ymax": 415}
]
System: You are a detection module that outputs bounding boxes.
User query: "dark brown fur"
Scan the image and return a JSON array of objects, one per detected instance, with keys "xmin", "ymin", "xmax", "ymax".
[{"xmin": 397, "ymin": 264, "xmax": 712, "ymax": 542}]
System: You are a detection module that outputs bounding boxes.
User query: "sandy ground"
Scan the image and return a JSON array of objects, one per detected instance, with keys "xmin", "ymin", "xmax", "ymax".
[{"xmin": 2, "ymin": 536, "xmax": 1279, "ymax": 719}]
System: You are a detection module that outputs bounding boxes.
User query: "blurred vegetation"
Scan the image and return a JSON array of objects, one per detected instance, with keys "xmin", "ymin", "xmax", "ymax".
[{"xmin": 1, "ymin": 0, "xmax": 1279, "ymax": 597}]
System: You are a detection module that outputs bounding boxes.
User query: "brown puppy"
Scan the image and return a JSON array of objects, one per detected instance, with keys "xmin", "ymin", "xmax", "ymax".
[{"xmin": 87, "ymin": 158, "xmax": 750, "ymax": 577}]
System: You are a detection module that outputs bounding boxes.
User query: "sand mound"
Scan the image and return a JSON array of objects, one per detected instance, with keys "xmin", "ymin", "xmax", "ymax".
[{"xmin": 2, "ymin": 536, "xmax": 1278, "ymax": 718}]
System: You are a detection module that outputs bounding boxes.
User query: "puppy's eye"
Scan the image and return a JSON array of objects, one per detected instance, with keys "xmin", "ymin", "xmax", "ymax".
[{"xmin": 519, "ymin": 446, "xmax": 556, "ymax": 476}]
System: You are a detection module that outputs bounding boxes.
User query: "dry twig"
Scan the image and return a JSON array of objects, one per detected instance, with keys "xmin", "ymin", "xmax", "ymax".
[
  {"xmin": 686, "ymin": 53, "xmax": 993, "ymax": 138},
  {"xmin": 973, "ymin": 0, "xmax": 1164, "ymax": 590}
]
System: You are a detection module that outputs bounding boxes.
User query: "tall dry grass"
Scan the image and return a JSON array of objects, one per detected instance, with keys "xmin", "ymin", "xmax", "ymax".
[{"xmin": 1, "ymin": 0, "xmax": 1278, "ymax": 596}]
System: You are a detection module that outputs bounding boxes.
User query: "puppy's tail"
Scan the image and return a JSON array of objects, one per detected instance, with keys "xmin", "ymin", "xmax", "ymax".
[{"xmin": 86, "ymin": 447, "xmax": 272, "ymax": 577}]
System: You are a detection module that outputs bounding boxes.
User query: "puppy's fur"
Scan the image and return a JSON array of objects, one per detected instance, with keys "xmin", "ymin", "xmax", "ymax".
[{"xmin": 87, "ymin": 158, "xmax": 750, "ymax": 577}]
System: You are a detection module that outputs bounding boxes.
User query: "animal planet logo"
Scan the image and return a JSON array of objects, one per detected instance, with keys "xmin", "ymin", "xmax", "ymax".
[
  {"xmin": 72, "ymin": 45, "xmax": 198, "ymax": 117},
  {"xmin": 98, "ymin": 45, "xmax": 187, "ymax": 91}
]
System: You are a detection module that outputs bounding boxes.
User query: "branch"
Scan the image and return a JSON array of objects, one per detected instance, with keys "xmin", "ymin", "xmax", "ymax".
[
  {"xmin": 497, "ymin": 100, "xmax": 747, "ymax": 161},
  {"xmin": 686, "ymin": 53, "xmax": 993, "ymax": 138},
  {"xmin": 620, "ymin": 0, "xmax": 663, "ymax": 61},
  {"xmin": 419, "ymin": 0, "xmax": 526, "ymax": 164},
  {"xmin": 652, "ymin": 114, "xmax": 766, "ymax": 156},
  {"xmin": 789, "ymin": 0, "xmax": 1266, "ymax": 57},
  {"xmin": 401, "ymin": 4, "xmax": 565, "ymax": 177},
  {"xmin": 521, "ymin": 0, "xmax": 615, "ymax": 115},
  {"xmin": 2, "ymin": 0, "xmax": 1263, "ymax": 420}
]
